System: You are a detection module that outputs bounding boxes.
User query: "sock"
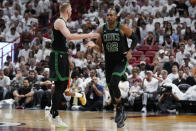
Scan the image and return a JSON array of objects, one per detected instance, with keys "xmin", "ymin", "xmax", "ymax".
[{"xmin": 75, "ymin": 92, "xmax": 83, "ymax": 98}]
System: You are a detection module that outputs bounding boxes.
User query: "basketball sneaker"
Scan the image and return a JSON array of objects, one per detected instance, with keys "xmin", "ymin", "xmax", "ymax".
[
  {"xmin": 141, "ymin": 107, "xmax": 147, "ymax": 113},
  {"xmin": 115, "ymin": 106, "xmax": 127, "ymax": 128},
  {"xmin": 117, "ymin": 110, "xmax": 127, "ymax": 128},
  {"xmin": 79, "ymin": 92, "xmax": 86, "ymax": 106},
  {"xmin": 52, "ymin": 116, "xmax": 68, "ymax": 128},
  {"xmin": 115, "ymin": 106, "xmax": 124, "ymax": 123},
  {"xmin": 46, "ymin": 110, "xmax": 68, "ymax": 128}
]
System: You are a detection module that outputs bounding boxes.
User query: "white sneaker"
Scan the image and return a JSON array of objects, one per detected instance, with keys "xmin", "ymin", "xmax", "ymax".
[
  {"xmin": 53, "ymin": 116, "xmax": 68, "ymax": 128},
  {"xmin": 141, "ymin": 107, "xmax": 147, "ymax": 113},
  {"xmin": 45, "ymin": 106, "xmax": 51, "ymax": 110},
  {"xmin": 167, "ymin": 109, "xmax": 176, "ymax": 113}
]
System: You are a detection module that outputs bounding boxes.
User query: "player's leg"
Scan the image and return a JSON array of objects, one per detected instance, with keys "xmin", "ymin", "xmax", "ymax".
[
  {"xmin": 110, "ymin": 60, "xmax": 128, "ymax": 128},
  {"xmin": 49, "ymin": 81, "xmax": 68, "ymax": 128},
  {"xmin": 50, "ymin": 81, "xmax": 68, "ymax": 118},
  {"xmin": 110, "ymin": 75, "xmax": 127, "ymax": 128}
]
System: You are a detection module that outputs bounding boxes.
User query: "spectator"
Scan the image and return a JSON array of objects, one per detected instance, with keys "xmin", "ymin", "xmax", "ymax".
[
  {"xmin": 39, "ymin": 68, "xmax": 51, "ymax": 109},
  {"xmin": 13, "ymin": 79, "xmax": 34, "ymax": 109},
  {"xmin": 184, "ymin": 27, "xmax": 193, "ymax": 41},
  {"xmin": 18, "ymin": 43, "xmax": 31, "ymax": 63},
  {"xmin": 162, "ymin": 35, "xmax": 176, "ymax": 50},
  {"xmin": 158, "ymin": 85, "xmax": 181, "ymax": 113},
  {"xmin": 163, "ymin": 54, "xmax": 179, "ymax": 74},
  {"xmin": 37, "ymin": 0, "xmax": 51, "ymax": 26},
  {"xmin": 144, "ymin": 31, "xmax": 155, "ymax": 45},
  {"xmin": 128, "ymin": 78, "xmax": 142, "ymax": 106},
  {"xmin": 0, "ymin": 70, "xmax": 10, "ymax": 100},
  {"xmin": 139, "ymin": 22, "xmax": 148, "ymax": 44},
  {"xmin": 138, "ymin": 61, "xmax": 152, "ymax": 79},
  {"xmin": 153, "ymin": 70, "xmax": 172, "ymax": 86},
  {"xmin": 5, "ymin": 27, "xmax": 20, "ymax": 43},
  {"xmin": 141, "ymin": 71, "xmax": 159, "ymax": 113},
  {"xmin": 186, "ymin": 74, "xmax": 196, "ymax": 86},
  {"xmin": 172, "ymin": 69, "xmax": 186, "ymax": 86},
  {"xmin": 174, "ymin": 0, "xmax": 188, "ymax": 16},
  {"xmin": 158, "ymin": 49, "xmax": 169, "ymax": 67},
  {"xmin": 10, "ymin": 69, "xmax": 24, "ymax": 97},
  {"xmin": 80, "ymin": 76, "xmax": 103, "ymax": 111},
  {"xmin": 25, "ymin": 70, "xmax": 40, "ymax": 106},
  {"xmin": 183, "ymin": 54, "xmax": 194, "ymax": 69},
  {"xmin": 127, "ymin": 67, "xmax": 142, "ymax": 87},
  {"xmin": 168, "ymin": 65, "xmax": 179, "ymax": 81},
  {"xmin": 185, "ymin": 38, "xmax": 195, "ymax": 55}
]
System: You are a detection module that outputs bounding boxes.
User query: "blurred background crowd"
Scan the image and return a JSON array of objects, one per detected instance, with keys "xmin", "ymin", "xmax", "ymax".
[{"xmin": 0, "ymin": 0, "xmax": 196, "ymax": 113}]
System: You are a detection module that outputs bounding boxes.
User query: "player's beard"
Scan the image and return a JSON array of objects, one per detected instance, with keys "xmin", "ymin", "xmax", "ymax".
[{"xmin": 107, "ymin": 19, "xmax": 114, "ymax": 25}]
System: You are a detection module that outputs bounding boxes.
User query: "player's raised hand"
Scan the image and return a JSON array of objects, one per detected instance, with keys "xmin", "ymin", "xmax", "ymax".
[{"xmin": 88, "ymin": 32, "xmax": 100, "ymax": 39}]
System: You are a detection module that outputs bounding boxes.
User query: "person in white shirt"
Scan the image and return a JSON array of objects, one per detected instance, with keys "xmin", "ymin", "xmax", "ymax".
[
  {"xmin": 0, "ymin": 70, "xmax": 10, "ymax": 100},
  {"xmin": 191, "ymin": 51, "xmax": 196, "ymax": 66},
  {"xmin": 146, "ymin": 17, "xmax": 154, "ymax": 32},
  {"xmin": 153, "ymin": 11, "xmax": 164, "ymax": 26},
  {"xmin": 151, "ymin": 0, "xmax": 163, "ymax": 16},
  {"xmin": 176, "ymin": 43, "xmax": 189, "ymax": 65},
  {"xmin": 141, "ymin": 0, "xmax": 152, "ymax": 14},
  {"xmin": 188, "ymin": 3, "xmax": 196, "ymax": 18},
  {"xmin": 18, "ymin": 43, "xmax": 31, "ymax": 63},
  {"xmin": 128, "ymin": 78, "xmax": 142, "ymax": 106},
  {"xmin": 168, "ymin": 65, "xmax": 179, "ymax": 81},
  {"xmin": 130, "ymin": 0, "xmax": 141, "ymax": 15},
  {"xmin": 166, "ymin": 0, "xmax": 176, "ymax": 13},
  {"xmin": 153, "ymin": 70, "xmax": 172, "ymax": 86},
  {"xmin": 183, "ymin": 54, "xmax": 194, "ymax": 69},
  {"xmin": 158, "ymin": 49, "xmax": 169, "ymax": 67},
  {"xmin": 191, "ymin": 21, "xmax": 196, "ymax": 33},
  {"xmin": 141, "ymin": 71, "xmax": 159, "ymax": 113},
  {"xmin": 180, "ymin": 12, "xmax": 191, "ymax": 26},
  {"xmin": 185, "ymin": 38, "xmax": 195, "ymax": 55},
  {"xmin": 140, "ymin": 22, "xmax": 148, "ymax": 44},
  {"xmin": 5, "ymin": 27, "xmax": 20, "ymax": 43}
]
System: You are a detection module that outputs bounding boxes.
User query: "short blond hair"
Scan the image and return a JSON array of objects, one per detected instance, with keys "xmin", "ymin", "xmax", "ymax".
[{"xmin": 59, "ymin": 2, "xmax": 71, "ymax": 13}]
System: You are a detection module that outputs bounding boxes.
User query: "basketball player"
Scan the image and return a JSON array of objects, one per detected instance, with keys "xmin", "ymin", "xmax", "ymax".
[
  {"xmin": 87, "ymin": 9, "xmax": 138, "ymax": 128},
  {"xmin": 48, "ymin": 2, "xmax": 99, "ymax": 127}
]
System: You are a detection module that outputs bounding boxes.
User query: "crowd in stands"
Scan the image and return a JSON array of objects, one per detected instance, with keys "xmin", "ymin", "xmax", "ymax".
[{"xmin": 0, "ymin": 0, "xmax": 196, "ymax": 113}]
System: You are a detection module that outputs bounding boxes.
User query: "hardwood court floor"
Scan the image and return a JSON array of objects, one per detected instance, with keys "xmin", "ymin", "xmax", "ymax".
[{"xmin": 0, "ymin": 109, "xmax": 196, "ymax": 131}]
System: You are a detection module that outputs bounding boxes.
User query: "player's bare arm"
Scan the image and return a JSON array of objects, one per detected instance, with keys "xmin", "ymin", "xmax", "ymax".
[
  {"xmin": 121, "ymin": 24, "xmax": 138, "ymax": 59},
  {"xmin": 55, "ymin": 19, "xmax": 99, "ymax": 40},
  {"xmin": 86, "ymin": 27, "xmax": 102, "ymax": 52}
]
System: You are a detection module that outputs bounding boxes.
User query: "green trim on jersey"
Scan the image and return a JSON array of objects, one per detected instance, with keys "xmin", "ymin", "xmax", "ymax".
[
  {"xmin": 112, "ymin": 59, "xmax": 128, "ymax": 77},
  {"xmin": 106, "ymin": 22, "xmax": 118, "ymax": 30},
  {"xmin": 59, "ymin": 17, "xmax": 67, "ymax": 23},
  {"xmin": 50, "ymin": 50, "xmax": 69, "ymax": 81}
]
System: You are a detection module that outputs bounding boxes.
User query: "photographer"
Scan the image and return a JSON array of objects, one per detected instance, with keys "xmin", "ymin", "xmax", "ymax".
[
  {"xmin": 158, "ymin": 85, "xmax": 181, "ymax": 113},
  {"xmin": 80, "ymin": 76, "xmax": 103, "ymax": 111}
]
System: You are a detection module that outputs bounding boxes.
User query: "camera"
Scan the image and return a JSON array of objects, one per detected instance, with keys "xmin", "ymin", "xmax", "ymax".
[{"xmin": 162, "ymin": 85, "xmax": 172, "ymax": 93}]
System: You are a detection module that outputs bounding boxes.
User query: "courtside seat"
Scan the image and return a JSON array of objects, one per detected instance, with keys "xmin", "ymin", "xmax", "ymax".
[
  {"xmin": 145, "ymin": 51, "xmax": 156, "ymax": 61},
  {"xmin": 129, "ymin": 57, "xmax": 136, "ymax": 64},
  {"xmin": 132, "ymin": 51, "xmax": 144, "ymax": 60},
  {"xmin": 136, "ymin": 45, "xmax": 150, "ymax": 53},
  {"xmin": 149, "ymin": 45, "xmax": 160, "ymax": 51}
]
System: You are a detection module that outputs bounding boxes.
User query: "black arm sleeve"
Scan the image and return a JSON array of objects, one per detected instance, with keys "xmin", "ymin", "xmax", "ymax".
[{"xmin": 129, "ymin": 32, "xmax": 138, "ymax": 50}]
